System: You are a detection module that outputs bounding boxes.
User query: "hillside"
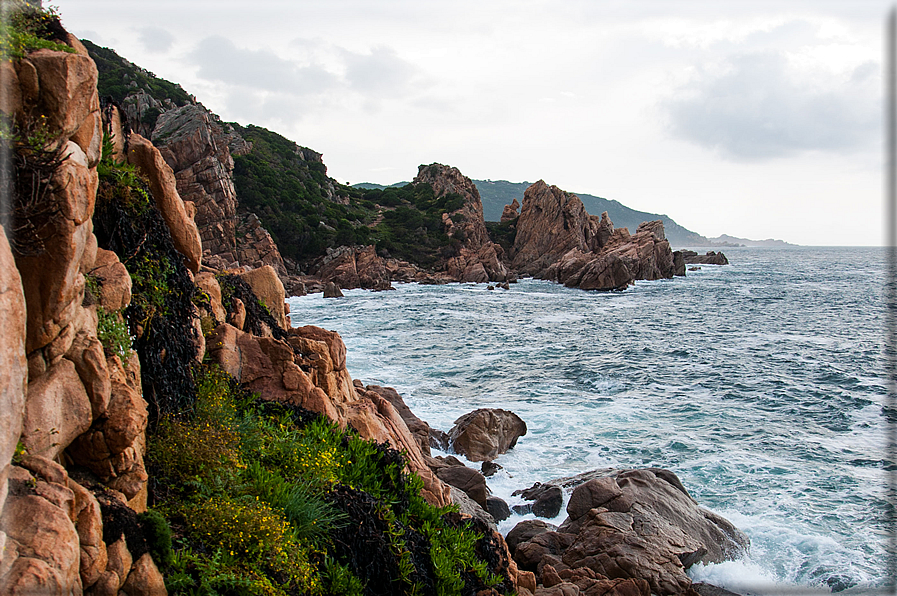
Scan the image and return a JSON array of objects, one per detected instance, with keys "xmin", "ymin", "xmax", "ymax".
[{"xmin": 474, "ymin": 180, "xmax": 710, "ymax": 247}]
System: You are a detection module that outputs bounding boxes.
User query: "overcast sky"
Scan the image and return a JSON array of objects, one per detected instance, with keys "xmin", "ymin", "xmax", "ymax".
[{"xmin": 59, "ymin": 1, "xmax": 889, "ymax": 245}]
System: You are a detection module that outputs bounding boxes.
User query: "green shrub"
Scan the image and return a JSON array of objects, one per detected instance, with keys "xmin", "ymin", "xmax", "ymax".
[{"xmin": 139, "ymin": 509, "xmax": 173, "ymax": 568}]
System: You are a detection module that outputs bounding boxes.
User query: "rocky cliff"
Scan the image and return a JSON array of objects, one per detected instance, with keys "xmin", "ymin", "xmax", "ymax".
[{"xmin": 0, "ymin": 12, "xmax": 521, "ymax": 594}]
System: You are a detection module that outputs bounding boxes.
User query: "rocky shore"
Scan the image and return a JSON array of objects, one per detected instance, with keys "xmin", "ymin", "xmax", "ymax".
[{"xmin": 0, "ymin": 11, "xmax": 745, "ymax": 595}]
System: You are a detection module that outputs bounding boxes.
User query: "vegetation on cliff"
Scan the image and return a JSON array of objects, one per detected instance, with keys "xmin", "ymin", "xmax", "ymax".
[
  {"xmin": 81, "ymin": 39, "xmax": 191, "ymax": 107},
  {"xmin": 0, "ymin": 0, "xmax": 75, "ymax": 59},
  {"xmin": 148, "ymin": 365, "xmax": 512, "ymax": 595}
]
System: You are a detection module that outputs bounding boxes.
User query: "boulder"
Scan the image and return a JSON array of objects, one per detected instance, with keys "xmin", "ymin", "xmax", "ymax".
[
  {"xmin": 512, "ymin": 483, "xmax": 564, "ymax": 518},
  {"xmin": 506, "ymin": 520, "xmax": 558, "ymax": 554},
  {"xmin": 89, "ymin": 248, "xmax": 132, "ymax": 312},
  {"xmin": 435, "ymin": 465, "xmax": 490, "ymax": 509},
  {"xmin": 550, "ymin": 469, "xmax": 749, "ymax": 596},
  {"xmin": 239, "ymin": 265, "xmax": 288, "ymax": 329},
  {"xmin": 194, "ymin": 271, "xmax": 227, "ymax": 322},
  {"xmin": 448, "ymin": 408, "xmax": 527, "ymax": 462},
  {"xmin": 486, "ymin": 496, "xmax": 512, "ymax": 522},
  {"xmin": 120, "ymin": 553, "xmax": 167, "ymax": 596},
  {"xmin": 323, "ymin": 281, "xmax": 343, "ymax": 298}
]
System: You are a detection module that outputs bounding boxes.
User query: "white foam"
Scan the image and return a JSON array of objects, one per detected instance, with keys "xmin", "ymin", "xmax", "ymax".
[{"xmin": 688, "ymin": 558, "xmax": 806, "ymax": 595}]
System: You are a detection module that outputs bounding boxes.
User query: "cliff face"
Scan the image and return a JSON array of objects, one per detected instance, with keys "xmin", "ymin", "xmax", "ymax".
[{"xmin": 0, "ymin": 37, "xmax": 165, "ymax": 593}]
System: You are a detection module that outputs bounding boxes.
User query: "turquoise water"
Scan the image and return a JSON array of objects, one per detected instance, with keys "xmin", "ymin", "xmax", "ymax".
[{"xmin": 287, "ymin": 247, "xmax": 890, "ymax": 594}]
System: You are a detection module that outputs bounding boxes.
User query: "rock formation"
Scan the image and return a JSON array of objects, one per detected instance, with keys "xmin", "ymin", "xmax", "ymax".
[
  {"xmin": 448, "ymin": 408, "xmax": 528, "ymax": 462},
  {"xmin": 509, "ymin": 468, "xmax": 750, "ymax": 596},
  {"xmin": 414, "ymin": 163, "xmax": 512, "ymax": 283},
  {"xmin": 507, "ymin": 181, "xmax": 684, "ymax": 291},
  {"xmin": 681, "ymin": 250, "xmax": 729, "ymax": 265}
]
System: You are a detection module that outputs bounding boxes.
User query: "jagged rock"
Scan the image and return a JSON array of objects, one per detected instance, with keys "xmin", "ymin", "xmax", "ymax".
[
  {"xmin": 436, "ymin": 465, "xmax": 490, "ymax": 509},
  {"xmin": 239, "ymin": 265, "xmax": 289, "ymax": 329},
  {"xmin": 323, "ymin": 281, "xmax": 343, "ymax": 298},
  {"xmin": 0, "ymin": 227, "xmax": 27, "ymax": 516},
  {"xmin": 127, "ymin": 132, "xmax": 202, "ymax": 273},
  {"xmin": 510, "ymin": 181, "xmax": 602, "ymax": 276},
  {"xmin": 103, "ymin": 538, "xmax": 131, "ymax": 592},
  {"xmin": 21, "ymin": 359, "xmax": 92, "ymax": 460},
  {"xmin": 513, "ymin": 530, "xmax": 576, "ymax": 572},
  {"xmin": 448, "ymin": 486, "xmax": 496, "ymax": 530},
  {"xmin": 235, "ymin": 213, "xmax": 287, "ymax": 276},
  {"xmin": 365, "ymin": 384, "xmax": 433, "ymax": 456},
  {"xmin": 673, "ymin": 251, "xmax": 686, "ymax": 276},
  {"xmin": 448, "ymin": 408, "xmax": 527, "ymax": 462},
  {"xmin": 500, "ymin": 198, "xmax": 520, "ymax": 223},
  {"xmin": 316, "ymin": 245, "xmax": 392, "ymax": 291},
  {"xmin": 482, "ymin": 460, "xmax": 502, "ymax": 477},
  {"xmin": 547, "ymin": 469, "xmax": 749, "ymax": 596},
  {"xmin": 152, "ymin": 104, "xmax": 241, "ymax": 263},
  {"xmin": 413, "ymin": 164, "xmax": 511, "ymax": 282},
  {"xmin": 89, "ymin": 248, "xmax": 132, "ymax": 312},
  {"xmin": 681, "ymin": 250, "xmax": 729, "ymax": 265},
  {"xmin": 512, "ymin": 483, "xmax": 564, "ymax": 518}
]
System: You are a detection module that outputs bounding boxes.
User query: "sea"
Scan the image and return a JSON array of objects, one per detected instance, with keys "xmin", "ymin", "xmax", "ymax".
[{"xmin": 286, "ymin": 246, "xmax": 892, "ymax": 595}]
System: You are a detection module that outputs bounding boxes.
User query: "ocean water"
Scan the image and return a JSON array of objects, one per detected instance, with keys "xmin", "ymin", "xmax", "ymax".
[{"xmin": 287, "ymin": 246, "xmax": 891, "ymax": 594}]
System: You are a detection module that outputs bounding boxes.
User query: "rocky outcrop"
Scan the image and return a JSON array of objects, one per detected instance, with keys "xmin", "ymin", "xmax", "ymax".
[
  {"xmin": 507, "ymin": 180, "xmax": 682, "ymax": 291},
  {"xmin": 314, "ymin": 245, "xmax": 392, "ymax": 291},
  {"xmin": 501, "ymin": 198, "xmax": 520, "ymax": 223},
  {"xmin": 206, "ymin": 321, "xmax": 452, "ymax": 508},
  {"xmin": 510, "ymin": 468, "xmax": 750, "ymax": 596},
  {"xmin": 682, "ymin": 250, "xmax": 729, "ymax": 265},
  {"xmin": 235, "ymin": 213, "xmax": 287, "ymax": 276},
  {"xmin": 510, "ymin": 181, "xmax": 603, "ymax": 276},
  {"xmin": 414, "ymin": 164, "xmax": 512, "ymax": 282},
  {"xmin": 448, "ymin": 408, "xmax": 527, "ymax": 462}
]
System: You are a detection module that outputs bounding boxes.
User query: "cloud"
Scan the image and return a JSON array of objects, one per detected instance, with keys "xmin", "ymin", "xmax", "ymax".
[
  {"xmin": 342, "ymin": 46, "xmax": 419, "ymax": 95},
  {"xmin": 189, "ymin": 36, "xmax": 338, "ymax": 96},
  {"xmin": 137, "ymin": 26, "xmax": 175, "ymax": 53},
  {"xmin": 663, "ymin": 49, "xmax": 880, "ymax": 161}
]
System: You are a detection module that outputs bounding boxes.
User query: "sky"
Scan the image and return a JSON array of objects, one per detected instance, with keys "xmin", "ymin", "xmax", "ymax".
[{"xmin": 57, "ymin": 1, "xmax": 890, "ymax": 245}]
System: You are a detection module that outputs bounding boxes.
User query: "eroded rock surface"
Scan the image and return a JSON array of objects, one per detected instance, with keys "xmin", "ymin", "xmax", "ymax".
[{"xmin": 448, "ymin": 408, "xmax": 527, "ymax": 462}]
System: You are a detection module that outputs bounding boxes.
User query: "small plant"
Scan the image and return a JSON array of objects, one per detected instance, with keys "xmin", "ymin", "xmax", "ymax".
[{"xmin": 96, "ymin": 306, "xmax": 132, "ymax": 363}]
